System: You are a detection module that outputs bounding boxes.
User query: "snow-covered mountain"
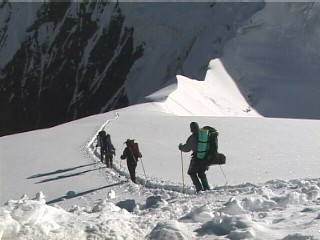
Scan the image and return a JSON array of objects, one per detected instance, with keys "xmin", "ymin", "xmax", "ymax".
[
  {"xmin": 2, "ymin": 2, "xmax": 320, "ymax": 137},
  {"xmin": 1, "ymin": 99, "xmax": 320, "ymax": 239},
  {"xmin": 0, "ymin": 2, "xmax": 144, "ymax": 135},
  {"xmin": 0, "ymin": 3, "xmax": 320, "ymax": 240}
]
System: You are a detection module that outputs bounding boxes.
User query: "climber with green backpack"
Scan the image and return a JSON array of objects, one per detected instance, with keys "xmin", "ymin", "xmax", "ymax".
[
  {"xmin": 179, "ymin": 122, "xmax": 210, "ymax": 193},
  {"xmin": 179, "ymin": 122, "xmax": 226, "ymax": 193}
]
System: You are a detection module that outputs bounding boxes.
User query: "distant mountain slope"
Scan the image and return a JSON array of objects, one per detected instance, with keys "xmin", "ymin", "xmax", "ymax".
[
  {"xmin": 0, "ymin": 2, "xmax": 143, "ymax": 136},
  {"xmin": 220, "ymin": 2, "xmax": 320, "ymax": 119},
  {"xmin": 2, "ymin": 2, "xmax": 320, "ymax": 136},
  {"xmin": 0, "ymin": 2, "xmax": 264, "ymax": 136}
]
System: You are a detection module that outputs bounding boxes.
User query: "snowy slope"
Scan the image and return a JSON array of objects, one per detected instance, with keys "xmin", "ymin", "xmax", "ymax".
[
  {"xmin": 1, "ymin": 2, "xmax": 320, "ymax": 239},
  {"xmin": 1, "ymin": 95, "xmax": 320, "ymax": 239},
  {"xmin": 219, "ymin": 2, "xmax": 320, "ymax": 119}
]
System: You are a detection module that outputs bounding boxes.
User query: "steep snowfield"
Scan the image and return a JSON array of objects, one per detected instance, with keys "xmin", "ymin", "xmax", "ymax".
[
  {"xmin": 120, "ymin": 2, "xmax": 320, "ymax": 120},
  {"xmin": 119, "ymin": 2, "xmax": 265, "ymax": 104},
  {"xmin": 219, "ymin": 2, "xmax": 320, "ymax": 119}
]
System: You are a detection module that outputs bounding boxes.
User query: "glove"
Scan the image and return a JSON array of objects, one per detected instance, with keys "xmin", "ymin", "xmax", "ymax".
[{"xmin": 178, "ymin": 143, "xmax": 183, "ymax": 150}]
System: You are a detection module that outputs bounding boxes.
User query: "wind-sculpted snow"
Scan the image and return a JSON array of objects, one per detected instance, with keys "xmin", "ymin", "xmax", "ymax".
[{"xmin": 1, "ymin": 178, "xmax": 319, "ymax": 239}]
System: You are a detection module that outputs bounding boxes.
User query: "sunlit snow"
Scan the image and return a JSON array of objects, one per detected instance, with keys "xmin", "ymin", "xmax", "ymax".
[{"xmin": 1, "ymin": 2, "xmax": 320, "ymax": 240}]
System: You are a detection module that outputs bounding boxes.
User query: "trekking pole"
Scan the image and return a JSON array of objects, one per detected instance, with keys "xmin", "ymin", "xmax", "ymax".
[
  {"xmin": 180, "ymin": 151, "xmax": 185, "ymax": 193},
  {"xmin": 140, "ymin": 158, "xmax": 147, "ymax": 179},
  {"xmin": 219, "ymin": 165, "xmax": 228, "ymax": 185},
  {"xmin": 128, "ymin": 145, "xmax": 147, "ymax": 180},
  {"xmin": 118, "ymin": 158, "xmax": 122, "ymax": 178}
]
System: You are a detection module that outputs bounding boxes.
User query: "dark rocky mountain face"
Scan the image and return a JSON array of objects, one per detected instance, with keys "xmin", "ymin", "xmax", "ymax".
[{"xmin": 0, "ymin": 2, "xmax": 144, "ymax": 136}]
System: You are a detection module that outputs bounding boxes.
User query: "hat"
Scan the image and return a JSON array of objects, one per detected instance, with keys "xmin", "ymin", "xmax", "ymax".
[
  {"xmin": 124, "ymin": 139, "xmax": 135, "ymax": 144},
  {"xmin": 190, "ymin": 122, "xmax": 199, "ymax": 133}
]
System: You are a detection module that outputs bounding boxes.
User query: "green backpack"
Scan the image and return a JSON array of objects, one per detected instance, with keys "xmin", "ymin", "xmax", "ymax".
[
  {"xmin": 196, "ymin": 128, "xmax": 210, "ymax": 160},
  {"xmin": 196, "ymin": 126, "xmax": 218, "ymax": 159},
  {"xmin": 197, "ymin": 126, "xmax": 225, "ymax": 165}
]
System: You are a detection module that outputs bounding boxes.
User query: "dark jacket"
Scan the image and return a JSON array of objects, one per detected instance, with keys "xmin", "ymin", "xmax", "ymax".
[
  {"xmin": 104, "ymin": 139, "xmax": 115, "ymax": 155},
  {"xmin": 120, "ymin": 147, "xmax": 138, "ymax": 164},
  {"xmin": 180, "ymin": 132, "xmax": 209, "ymax": 173},
  {"xmin": 179, "ymin": 132, "xmax": 198, "ymax": 156}
]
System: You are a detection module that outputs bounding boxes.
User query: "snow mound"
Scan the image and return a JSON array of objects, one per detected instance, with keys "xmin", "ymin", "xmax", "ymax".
[
  {"xmin": 1, "ymin": 176, "xmax": 320, "ymax": 240},
  {"xmin": 146, "ymin": 220, "xmax": 191, "ymax": 240},
  {"xmin": 0, "ymin": 198, "xmax": 85, "ymax": 239}
]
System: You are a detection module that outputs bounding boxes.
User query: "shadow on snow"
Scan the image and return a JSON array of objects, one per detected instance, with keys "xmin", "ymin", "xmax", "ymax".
[
  {"xmin": 47, "ymin": 181, "xmax": 127, "ymax": 205},
  {"xmin": 26, "ymin": 163, "xmax": 95, "ymax": 179}
]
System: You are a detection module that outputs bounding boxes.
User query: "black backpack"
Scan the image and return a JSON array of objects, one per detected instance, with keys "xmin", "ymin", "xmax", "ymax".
[
  {"xmin": 97, "ymin": 130, "xmax": 106, "ymax": 148},
  {"xmin": 202, "ymin": 126, "xmax": 226, "ymax": 165},
  {"xmin": 103, "ymin": 135, "xmax": 115, "ymax": 155}
]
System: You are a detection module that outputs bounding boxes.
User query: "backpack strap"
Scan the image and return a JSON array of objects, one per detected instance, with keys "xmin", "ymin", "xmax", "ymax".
[{"xmin": 128, "ymin": 146, "xmax": 138, "ymax": 163}]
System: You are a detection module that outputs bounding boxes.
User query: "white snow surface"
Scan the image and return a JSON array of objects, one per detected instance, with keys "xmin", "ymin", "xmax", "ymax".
[
  {"xmin": 1, "ymin": 2, "xmax": 320, "ymax": 240},
  {"xmin": 1, "ymin": 85, "xmax": 320, "ymax": 239}
]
